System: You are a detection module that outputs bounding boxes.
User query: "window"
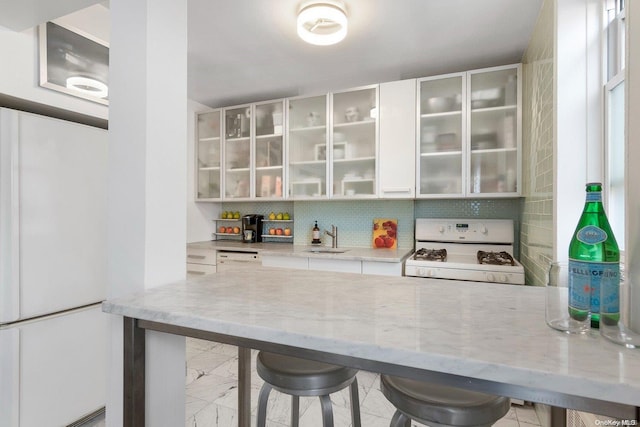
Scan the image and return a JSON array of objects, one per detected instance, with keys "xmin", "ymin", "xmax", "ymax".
[{"xmin": 604, "ymin": 0, "xmax": 625, "ymax": 253}]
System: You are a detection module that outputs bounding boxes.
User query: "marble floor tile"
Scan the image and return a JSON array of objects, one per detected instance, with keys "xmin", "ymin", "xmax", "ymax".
[
  {"xmin": 185, "ymin": 341, "xmax": 541, "ymax": 427},
  {"xmin": 514, "ymin": 404, "xmax": 542, "ymax": 425},
  {"xmin": 188, "ymin": 349, "xmax": 236, "ymax": 375}
]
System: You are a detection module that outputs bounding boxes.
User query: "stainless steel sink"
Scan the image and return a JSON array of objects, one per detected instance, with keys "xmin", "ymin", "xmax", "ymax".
[{"xmin": 305, "ymin": 248, "xmax": 349, "ymax": 254}]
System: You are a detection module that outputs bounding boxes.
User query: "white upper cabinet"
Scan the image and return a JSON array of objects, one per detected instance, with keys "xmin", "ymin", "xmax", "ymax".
[
  {"xmin": 468, "ymin": 65, "xmax": 520, "ymax": 196},
  {"xmin": 331, "ymin": 85, "xmax": 378, "ymax": 198},
  {"xmin": 254, "ymin": 100, "xmax": 285, "ymax": 200},
  {"xmin": 222, "ymin": 100, "xmax": 286, "ymax": 200},
  {"xmin": 417, "ymin": 72, "xmax": 466, "ymax": 198},
  {"xmin": 195, "ymin": 110, "xmax": 222, "ymax": 200},
  {"xmin": 417, "ymin": 64, "xmax": 521, "ymax": 198},
  {"xmin": 287, "ymin": 94, "xmax": 329, "ymax": 199},
  {"xmin": 379, "ymin": 79, "xmax": 416, "ymax": 198},
  {"xmin": 223, "ymin": 104, "xmax": 252, "ymax": 199},
  {"xmin": 287, "ymin": 85, "xmax": 379, "ymax": 200},
  {"xmin": 195, "ymin": 64, "xmax": 521, "ymax": 202}
]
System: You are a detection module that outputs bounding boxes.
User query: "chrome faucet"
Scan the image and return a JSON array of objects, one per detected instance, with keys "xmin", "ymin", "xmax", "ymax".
[{"xmin": 324, "ymin": 225, "xmax": 338, "ymax": 248}]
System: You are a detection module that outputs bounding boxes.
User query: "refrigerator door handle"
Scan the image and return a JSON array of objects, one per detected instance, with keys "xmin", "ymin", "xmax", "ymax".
[{"xmin": 0, "ymin": 109, "xmax": 21, "ymax": 324}]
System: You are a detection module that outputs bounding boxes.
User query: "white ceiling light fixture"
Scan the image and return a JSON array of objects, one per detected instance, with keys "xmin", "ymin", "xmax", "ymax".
[
  {"xmin": 66, "ymin": 76, "xmax": 109, "ymax": 99},
  {"xmin": 297, "ymin": 1, "xmax": 348, "ymax": 46}
]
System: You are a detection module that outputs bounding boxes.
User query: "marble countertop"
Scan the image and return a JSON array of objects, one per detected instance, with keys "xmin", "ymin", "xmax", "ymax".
[
  {"xmin": 187, "ymin": 240, "xmax": 413, "ymax": 263},
  {"xmin": 103, "ymin": 267, "xmax": 640, "ymax": 411}
]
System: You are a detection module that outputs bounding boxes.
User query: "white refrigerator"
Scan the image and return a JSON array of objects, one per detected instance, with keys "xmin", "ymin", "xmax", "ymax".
[{"xmin": 0, "ymin": 108, "xmax": 108, "ymax": 426}]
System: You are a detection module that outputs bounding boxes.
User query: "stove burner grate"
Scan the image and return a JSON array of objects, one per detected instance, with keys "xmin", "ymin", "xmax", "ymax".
[
  {"xmin": 477, "ymin": 251, "xmax": 515, "ymax": 266},
  {"xmin": 414, "ymin": 248, "xmax": 447, "ymax": 262}
]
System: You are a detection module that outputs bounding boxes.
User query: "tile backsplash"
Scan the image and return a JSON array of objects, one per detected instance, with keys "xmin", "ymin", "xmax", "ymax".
[
  {"xmin": 520, "ymin": 0, "xmax": 554, "ymax": 287},
  {"xmin": 293, "ymin": 200, "xmax": 414, "ymax": 248},
  {"xmin": 222, "ymin": 198, "xmax": 522, "ymax": 255}
]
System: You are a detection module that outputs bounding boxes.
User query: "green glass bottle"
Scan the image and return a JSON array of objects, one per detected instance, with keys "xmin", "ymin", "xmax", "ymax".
[{"xmin": 568, "ymin": 183, "xmax": 620, "ymax": 328}]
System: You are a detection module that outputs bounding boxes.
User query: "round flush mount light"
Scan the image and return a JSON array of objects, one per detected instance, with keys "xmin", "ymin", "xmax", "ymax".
[
  {"xmin": 66, "ymin": 76, "xmax": 109, "ymax": 98},
  {"xmin": 297, "ymin": 1, "xmax": 348, "ymax": 46}
]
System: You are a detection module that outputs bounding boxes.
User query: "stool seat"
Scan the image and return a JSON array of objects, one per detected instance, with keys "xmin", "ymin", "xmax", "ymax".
[
  {"xmin": 380, "ymin": 374, "xmax": 510, "ymax": 427},
  {"xmin": 257, "ymin": 352, "xmax": 358, "ymax": 395},
  {"xmin": 256, "ymin": 352, "xmax": 361, "ymax": 427}
]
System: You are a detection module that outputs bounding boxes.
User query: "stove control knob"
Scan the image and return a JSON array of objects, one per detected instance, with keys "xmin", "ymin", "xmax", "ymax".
[
  {"xmin": 417, "ymin": 268, "xmax": 425, "ymax": 276},
  {"xmin": 480, "ymin": 225, "xmax": 488, "ymax": 234},
  {"xmin": 500, "ymin": 274, "xmax": 508, "ymax": 283},
  {"xmin": 438, "ymin": 226, "xmax": 445, "ymax": 233},
  {"xmin": 486, "ymin": 273, "xmax": 495, "ymax": 282}
]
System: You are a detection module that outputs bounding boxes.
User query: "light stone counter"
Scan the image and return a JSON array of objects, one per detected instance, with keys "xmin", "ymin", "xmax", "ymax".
[
  {"xmin": 103, "ymin": 267, "xmax": 640, "ymax": 421},
  {"xmin": 187, "ymin": 240, "xmax": 413, "ymax": 263}
]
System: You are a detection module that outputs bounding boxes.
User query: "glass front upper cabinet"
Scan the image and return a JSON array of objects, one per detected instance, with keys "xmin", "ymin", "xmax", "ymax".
[
  {"xmin": 223, "ymin": 105, "xmax": 251, "ymax": 199},
  {"xmin": 254, "ymin": 100, "xmax": 285, "ymax": 199},
  {"xmin": 331, "ymin": 86, "xmax": 378, "ymax": 197},
  {"xmin": 417, "ymin": 74, "xmax": 465, "ymax": 197},
  {"xmin": 468, "ymin": 65, "xmax": 520, "ymax": 196},
  {"xmin": 196, "ymin": 110, "xmax": 222, "ymax": 200},
  {"xmin": 287, "ymin": 94, "xmax": 329, "ymax": 198}
]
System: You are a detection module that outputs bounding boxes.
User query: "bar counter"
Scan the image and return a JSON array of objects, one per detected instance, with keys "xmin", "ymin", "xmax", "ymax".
[{"xmin": 102, "ymin": 267, "xmax": 640, "ymax": 425}]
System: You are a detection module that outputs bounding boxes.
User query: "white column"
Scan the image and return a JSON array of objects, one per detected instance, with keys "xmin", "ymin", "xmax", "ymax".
[
  {"xmin": 106, "ymin": 1, "xmax": 187, "ymax": 426},
  {"xmin": 626, "ymin": 0, "xmax": 640, "ymax": 330}
]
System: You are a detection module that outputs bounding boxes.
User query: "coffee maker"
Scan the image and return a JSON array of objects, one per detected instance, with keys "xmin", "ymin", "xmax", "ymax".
[{"xmin": 242, "ymin": 214, "xmax": 263, "ymax": 243}]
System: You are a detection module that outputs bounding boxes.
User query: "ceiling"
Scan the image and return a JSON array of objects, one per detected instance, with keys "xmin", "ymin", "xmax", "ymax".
[
  {"xmin": 1, "ymin": 0, "xmax": 543, "ymax": 109},
  {"xmin": 187, "ymin": 0, "xmax": 543, "ymax": 108}
]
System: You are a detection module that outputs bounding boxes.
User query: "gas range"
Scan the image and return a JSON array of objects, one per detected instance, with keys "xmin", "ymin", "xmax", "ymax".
[{"xmin": 404, "ymin": 219, "xmax": 525, "ymax": 285}]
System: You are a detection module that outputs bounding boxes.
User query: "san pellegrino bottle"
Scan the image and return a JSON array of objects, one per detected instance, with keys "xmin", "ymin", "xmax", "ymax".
[{"xmin": 568, "ymin": 183, "xmax": 620, "ymax": 328}]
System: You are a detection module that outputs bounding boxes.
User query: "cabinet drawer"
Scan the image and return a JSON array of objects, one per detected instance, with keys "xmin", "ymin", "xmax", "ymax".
[
  {"xmin": 186, "ymin": 247, "xmax": 216, "ymax": 265},
  {"xmin": 186, "ymin": 263, "xmax": 216, "ymax": 277}
]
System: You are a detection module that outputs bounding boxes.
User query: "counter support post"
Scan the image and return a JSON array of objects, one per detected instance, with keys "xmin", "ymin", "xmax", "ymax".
[
  {"xmin": 123, "ymin": 316, "xmax": 145, "ymax": 427},
  {"xmin": 238, "ymin": 346, "xmax": 252, "ymax": 427},
  {"xmin": 550, "ymin": 407, "xmax": 566, "ymax": 427}
]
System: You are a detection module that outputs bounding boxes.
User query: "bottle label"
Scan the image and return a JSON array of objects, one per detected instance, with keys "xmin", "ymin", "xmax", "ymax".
[
  {"xmin": 576, "ymin": 225, "xmax": 607, "ymax": 245},
  {"xmin": 568, "ymin": 260, "xmax": 620, "ymax": 314},
  {"xmin": 586, "ymin": 191, "xmax": 602, "ymax": 202}
]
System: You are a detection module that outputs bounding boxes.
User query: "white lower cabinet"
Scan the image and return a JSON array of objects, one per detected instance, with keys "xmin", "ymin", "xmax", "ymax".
[
  {"xmin": 262, "ymin": 255, "xmax": 309, "ymax": 270},
  {"xmin": 186, "ymin": 247, "xmax": 216, "ymax": 277},
  {"xmin": 362, "ymin": 261, "xmax": 404, "ymax": 276},
  {"xmin": 308, "ymin": 258, "xmax": 362, "ymax": 274},
  {"xmin": 262, "ymin": 255, "xmax": 402, "ymax": 276}
]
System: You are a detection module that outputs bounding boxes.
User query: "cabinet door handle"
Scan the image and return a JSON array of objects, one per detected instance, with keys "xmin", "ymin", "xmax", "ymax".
[
  {"xmin": 381, "ymin": 187, "xmax": 412, "ymax": 194},
  {"xmin": 187, "ymin": 270, "xmax": 207, "ymax": 275},
  {"xmin": 187, "ymin": 254, "xmax": 206, "ymax": 260}
]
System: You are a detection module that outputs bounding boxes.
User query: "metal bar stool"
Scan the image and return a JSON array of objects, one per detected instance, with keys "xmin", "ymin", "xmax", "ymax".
[
  {"xmin": 256, "ymin": 351, "xmax": 361, "ymax": 427},
  {"xmin": 380, "ymin": 374, "xmax": 511, "ymax": 427}
]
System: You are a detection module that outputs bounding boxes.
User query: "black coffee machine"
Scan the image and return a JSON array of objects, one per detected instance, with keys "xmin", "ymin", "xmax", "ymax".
[{"xmin": 242, "ymin": 214, "xmax": 263, "ymax": 243}]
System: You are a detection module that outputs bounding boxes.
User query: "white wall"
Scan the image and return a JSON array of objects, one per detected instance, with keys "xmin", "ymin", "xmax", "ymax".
[{"xmin": 187, "ymin": 99, "xmax": 219, "ymax": 243}]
